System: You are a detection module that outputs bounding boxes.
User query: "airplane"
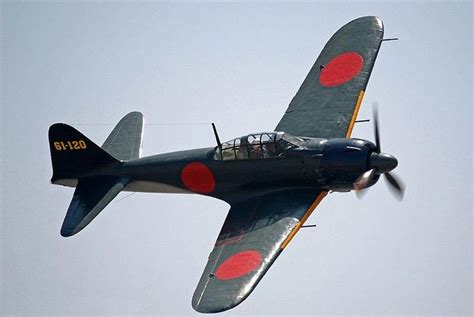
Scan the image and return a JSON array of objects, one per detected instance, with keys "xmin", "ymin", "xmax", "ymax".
[{"xmin": 48, "ymin": 16, "xmax": 404, "ymax": 313}]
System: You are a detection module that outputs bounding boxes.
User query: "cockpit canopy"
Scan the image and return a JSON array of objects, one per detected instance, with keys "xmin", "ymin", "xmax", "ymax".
[{"xmin": 214, "ymin": 132, "xmax": 303, "ymax": 161}]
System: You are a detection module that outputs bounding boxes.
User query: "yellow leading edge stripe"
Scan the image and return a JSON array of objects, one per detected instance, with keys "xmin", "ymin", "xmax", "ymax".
[
  {"xmin": 281, "ymin": 191, "xmax": 328, "ymax": 249},
  {"xmin": 280, "ymin": 90, "xmax": 365, "ymax": 250},
  {"xmin": 345, "ymin": 90, "xmax": 365, "ymax": 138}
]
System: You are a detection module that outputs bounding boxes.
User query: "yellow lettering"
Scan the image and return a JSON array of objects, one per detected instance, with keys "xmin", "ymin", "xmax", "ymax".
[{"xmin": 53, "ymin": 140, "xmax": 87, "ymax": 150}]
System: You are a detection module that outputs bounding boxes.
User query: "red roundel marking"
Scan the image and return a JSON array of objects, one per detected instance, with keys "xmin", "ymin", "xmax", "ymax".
[
  {"xmin": 215, "ymin": 250, "xmax": 262, "ymax": 280},
  {"xmin": 181, "ymin": 162, "xmax": 215, "ymax": 193},
  {"xmin": 319, "ymin": 52, "xmax": 364, "ymax": 87}
]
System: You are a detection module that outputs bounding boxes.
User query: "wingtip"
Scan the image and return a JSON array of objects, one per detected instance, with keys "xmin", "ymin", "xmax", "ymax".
[
  {"xmin": 191, "ymin": 276, "xmax": 254, "ymax": 314},
  {"xmin": 192, "ymin": 295, "xmax": 245, "ymax": 314},
  {"xmin": 345, "ymin": 16, "xmax": 384, "ymax": 31}
]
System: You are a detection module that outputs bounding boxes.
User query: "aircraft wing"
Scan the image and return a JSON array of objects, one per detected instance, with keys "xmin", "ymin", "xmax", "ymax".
[
  {"xmin": 275, "ymin": 16, "xmax": 384, "ymax": 139},
  {"xmin": 192, "ymin": 190, "xmax": 327, "ymax": 313}
]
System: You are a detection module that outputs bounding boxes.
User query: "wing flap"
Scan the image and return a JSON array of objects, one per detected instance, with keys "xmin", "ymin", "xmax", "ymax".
[{"xmin": 192, "ymin": 190, "xmax": 327, "ymax": 313}]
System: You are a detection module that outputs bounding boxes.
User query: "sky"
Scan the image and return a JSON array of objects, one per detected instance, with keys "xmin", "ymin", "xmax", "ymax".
[{"xmin": 1, "ymin": 1, "xmax": 472, "ymax": 316}]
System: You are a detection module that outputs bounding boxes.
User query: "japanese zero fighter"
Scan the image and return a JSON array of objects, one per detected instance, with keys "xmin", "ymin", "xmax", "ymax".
[{"xmin": 49, "ymin": 16, "xmax": 404, "ymax": 313}]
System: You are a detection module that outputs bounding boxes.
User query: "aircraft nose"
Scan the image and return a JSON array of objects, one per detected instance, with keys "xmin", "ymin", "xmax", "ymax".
[{"xmin": 370, "ymin": 152, "xmax": 398, "ymax": 174}]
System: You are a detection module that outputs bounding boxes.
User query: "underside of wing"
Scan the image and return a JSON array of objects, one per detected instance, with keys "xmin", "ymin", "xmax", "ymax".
[
  {"xmin": 276, "ymin": 16, "xmax": 384, "ymax": 139},
  {"xmin": 192, "ymin": 189, "xmax": 327, "ymax": 313}
]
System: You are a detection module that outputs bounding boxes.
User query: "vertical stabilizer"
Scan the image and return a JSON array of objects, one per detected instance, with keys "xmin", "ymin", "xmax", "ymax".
[
  {"xmin": 49, "ymin": 113, "xmax": 142, "ymax": 237},
  {"xmin": 49, "ymin": 124, "xmax": 120, "ymax": 182}
]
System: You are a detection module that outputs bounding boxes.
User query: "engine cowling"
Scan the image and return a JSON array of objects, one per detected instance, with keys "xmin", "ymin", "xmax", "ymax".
[{"xmin": 321, "ymin": 138, "xmax": 377, "ymax": 191}]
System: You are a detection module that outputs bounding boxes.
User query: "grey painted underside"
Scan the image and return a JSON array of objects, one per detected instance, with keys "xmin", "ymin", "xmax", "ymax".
[
  {"xmin": 192, "ymin": 189, "xmax": 320, "ymax": 313},
  {"xmin": 102, "ymin": 111, "xmax": 144, "ymax": 161},
  {"xmin": 275, "ymin": 16, "xmax": 384, "ymax": 139}
]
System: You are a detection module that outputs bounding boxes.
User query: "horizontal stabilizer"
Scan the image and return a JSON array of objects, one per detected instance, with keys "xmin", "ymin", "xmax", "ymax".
[
  {"xmin": 61, "ymin": 176, "xmax": 128, "ymax": 237},
  {"xmin": 102, "ymin": 112, "xmax": 144, "ymax": 161}
]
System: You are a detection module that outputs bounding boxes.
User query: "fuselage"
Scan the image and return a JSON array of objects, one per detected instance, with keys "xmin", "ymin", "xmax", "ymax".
[
  {"xmin": 52, "ymin": 132, "xmax": 378, "ymax": 201},
  {"xmin": 57, "ymin": 132, "xmax": 378, "ymax": 203}
]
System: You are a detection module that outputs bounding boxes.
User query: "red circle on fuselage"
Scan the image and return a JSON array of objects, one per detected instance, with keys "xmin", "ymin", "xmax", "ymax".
[
  {"xmin": 181, "ymin": 162, "xmax": 215, "ymax": 194},
  {"xmin": 319, "ymin": 52, "xmax": 364, "ymax": 87},
  {"xmin": 215, "ymin": 250, "xmax": 263, "ymax": 280}
]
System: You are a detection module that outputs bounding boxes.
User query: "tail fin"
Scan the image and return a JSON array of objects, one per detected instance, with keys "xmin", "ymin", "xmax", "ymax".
[
  {"xmin": 49, "ymin": 112, "xmax": 144, "ymax": 237},
  {"xmin": 49, "ymin": 123, "xmax": 120, "ymax": 183}
]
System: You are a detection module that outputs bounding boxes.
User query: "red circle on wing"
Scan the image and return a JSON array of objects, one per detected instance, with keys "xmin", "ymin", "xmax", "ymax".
[
  {"xmin": 215, "ymin": 250, "xmax": 263, "ymax": 280},
  {"xmin": 319, "ymin": 52, "xmax": 364, "ymax": 87},
  {"xmin": 181, "ymin": 162, "xmax": 215, "ymax": 193}
]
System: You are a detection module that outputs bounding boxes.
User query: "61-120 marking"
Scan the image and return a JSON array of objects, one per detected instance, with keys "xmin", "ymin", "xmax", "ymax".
[{"xmin": 53, "ymin": 140, "xmax": 87, "ymax": 151}]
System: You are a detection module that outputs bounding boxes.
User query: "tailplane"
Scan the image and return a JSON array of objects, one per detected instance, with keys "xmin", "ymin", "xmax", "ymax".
[
  {"xmin": 61, "ymin": 176, "xmax": 128, "ymax": 236},
  {"xmin": 101, "ymin": 111, "xmax": 144, "ymax": 160}
]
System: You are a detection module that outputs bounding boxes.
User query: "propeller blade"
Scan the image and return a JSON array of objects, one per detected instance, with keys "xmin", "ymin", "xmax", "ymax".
[
  {"xmin": 355, "ymin": 188, "xmax": 369, "ymax": 199},
  {"xmin": 384, "ymin": 172, "xmax": 405, "ymax": 200},
  {"xmin": 373, "ymin": 103, "xmax": 381, "ymax": 153},
  {"xmin": 354, "ymin": 168, "xmax": 376, "ymax": 191}
]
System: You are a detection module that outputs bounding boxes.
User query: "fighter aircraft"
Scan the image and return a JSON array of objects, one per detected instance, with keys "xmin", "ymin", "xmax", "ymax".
[{"xmin": 49, "ymin": 16, "xmax": 403, "ymax": 313}]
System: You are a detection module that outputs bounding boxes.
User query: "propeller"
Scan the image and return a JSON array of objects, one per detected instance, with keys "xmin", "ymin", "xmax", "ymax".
[
  {"xmin": 354, "ymin": 104, "xmax": 405, "ymax": 200},
  {"xmin": 384, "ymin": 171, "xmax": 405, "ymax": 200}
]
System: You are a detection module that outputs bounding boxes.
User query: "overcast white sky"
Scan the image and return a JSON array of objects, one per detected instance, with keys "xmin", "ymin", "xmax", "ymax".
[{"xmin": 1, "ymin": 1, "xmax": 472, "ymax": 316}]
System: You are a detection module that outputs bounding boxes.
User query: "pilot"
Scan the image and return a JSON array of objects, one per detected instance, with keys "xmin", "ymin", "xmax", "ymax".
[
  {"xmin": 262, "ymin": 143, "xmax": 275, "ymax": 158},
  {"xmin": 249, "ymin": 138, "xmax": 263, "ymax": 159},
  {"xmin": 221, "ymin": 146, "xmax": 235, "ymax": 161},
  {"xmin": 235, "ymin": 137, "xmax": 248, "ymax": 160}
]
